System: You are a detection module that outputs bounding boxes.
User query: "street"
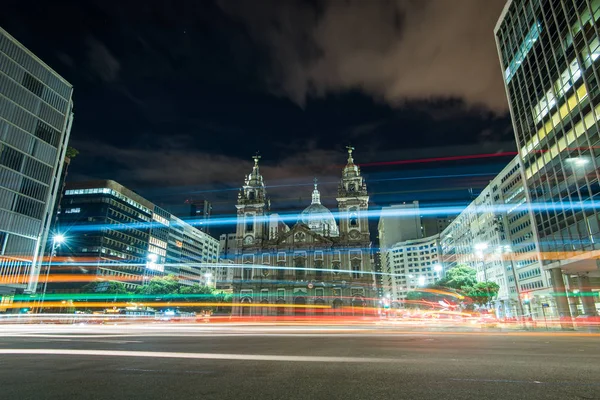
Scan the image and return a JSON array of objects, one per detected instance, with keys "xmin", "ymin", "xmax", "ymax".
[{"xmin": 0, "ymin": 324, "xmax": 599, "ymax": 400}]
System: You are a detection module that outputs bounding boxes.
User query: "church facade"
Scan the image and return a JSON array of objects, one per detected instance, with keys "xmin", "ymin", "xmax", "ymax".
[{"xmin": 231, "ymin": 148, "xmax": 375, "ymax": 316}]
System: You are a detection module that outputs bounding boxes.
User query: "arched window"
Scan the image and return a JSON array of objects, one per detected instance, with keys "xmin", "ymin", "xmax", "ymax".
[
  {"xmin": 248, "ymin": 191, "xmax": 255, "ymax": 200},
  {"xmin": 295, "ymin": 256, "xmax": 305, "ymax": 280},
  {"xmin": 349, "ymin": 207, "xmax": 358, "ymax": 227},
  {"xmin": 245, "ymin": 214, "xmax": 254, "ymax": 232}
]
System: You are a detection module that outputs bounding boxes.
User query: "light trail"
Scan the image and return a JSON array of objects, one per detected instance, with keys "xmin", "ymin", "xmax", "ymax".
[
  {"xmin": 359, "ymin": 152, "xmax": 519, "ymax": 167},
  {"xmin": 0, "ymin": 349, "xmax": 402, "ymax": 363}
]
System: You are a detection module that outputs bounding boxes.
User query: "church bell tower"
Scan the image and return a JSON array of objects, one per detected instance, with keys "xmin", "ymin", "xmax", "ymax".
[
  {"xmin": 236, "ymin": 154, "xmax": 268, "ymax": 248},
  {"xmin": 336, "ymin": 146, "xmax": 369, "ymax": 242}
]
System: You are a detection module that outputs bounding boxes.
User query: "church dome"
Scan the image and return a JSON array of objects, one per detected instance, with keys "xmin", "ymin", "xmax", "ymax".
[{"xmin": 298, "ymin": 179, "xmax": 339, "ymax": 237}]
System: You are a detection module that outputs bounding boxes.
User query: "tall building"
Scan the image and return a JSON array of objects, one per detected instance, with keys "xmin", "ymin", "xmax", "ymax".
[
  {"xmin": 0, "ymin": 28, "xmax": 74, "ymax": 301},
  {"xmin": 52, "ymin": 180, "xmax": 219, "ymax": 292},
  {"xmin": 495, "ymin": 0, "xmax": 600, "ymax": 318},
  {"xmin": 186, "ymin": 198, "xmax": 212, "ymax": 233},
  {"xmin": 217, "ymin": 232, "xmax": 237, "ymax": 289},
  {"xmin": 441, "ymin": 157, "xmax": 553, "ymax": 318},
  {"xmin": 422, "ymin": 216, "xmax": 454, "ymax": 237},
  {"xmin": 382, "ymin": 235, "xmax": 443, "ymax": 303},
  {"xmin": 231, "ymin": 148, "xmax": 375, "ymax": 316},
  {"xmin": 378, "ymin": 202, "xmax": 423, "ymax": 249}
]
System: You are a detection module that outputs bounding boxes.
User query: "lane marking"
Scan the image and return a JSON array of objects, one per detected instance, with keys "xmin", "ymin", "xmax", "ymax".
[
  {"xmin": 0, "ymin": 349, "xmax": 399, "ymax": 363},
  {"xmin": 26, "ymin": 339, "xmax": 142, "ymax": 344},
  {"xmin": 449, "ymin": 378, "xmax": 600, "ymax": 387}
]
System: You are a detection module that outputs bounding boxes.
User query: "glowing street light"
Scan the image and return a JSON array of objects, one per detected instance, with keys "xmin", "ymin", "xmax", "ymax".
[
  {"xmin": 53, "ymin": 234, "xmax": 65, "ymax": 244},
  {"xmin": 39, "ymin": 233, "xmax": 66, "ymax": 312}
]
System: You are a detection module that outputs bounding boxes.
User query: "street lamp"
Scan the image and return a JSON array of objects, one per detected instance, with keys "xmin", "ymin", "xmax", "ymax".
[
  {"xmin": 499, "ymin": 245, "xmax": 526, "ymax": 320},
  {"xmin": 204, "ymin": 272, "xmax": 213, "ymax": 286},
  {"xmin": 433, "ymin": 264, "xmax": 443, "ymax": 280},
  {"xmin": 39, "ymin": 234, "xmax": 66, "ymax": 312}
]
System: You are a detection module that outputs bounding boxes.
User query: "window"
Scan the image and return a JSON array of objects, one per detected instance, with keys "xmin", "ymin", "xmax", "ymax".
[
  {"xmin": 351, "ymin": 261, "xmax": 361, "ymax": 279},
  {"xmin": 34, "ymin": 121, "xmax": 58, "ymax": 147},
  {"xmin": 245, "ymin": 214, "xmax": 254, "ymax": 232},
  {"xmin": 349, "ymin": 207, "xmax": 358, "ymax": 227},
  {"xmin": 22, "ymin": 72, "xmax": 44, "ymax": 97},
  {"xmin": 0, "ymin": 145, "xmax": 24, "ymax": 171}
]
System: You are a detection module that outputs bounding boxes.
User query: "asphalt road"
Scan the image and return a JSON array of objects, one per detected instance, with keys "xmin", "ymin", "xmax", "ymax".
[{"xmin": 0, "ymin": 324, "xmax": 599, "ymax": 400}]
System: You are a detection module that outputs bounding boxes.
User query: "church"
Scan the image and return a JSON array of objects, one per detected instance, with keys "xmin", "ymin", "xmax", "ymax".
[{"xmin": 231, "ymin": 147, "xmax": 376, "ymax": 316}]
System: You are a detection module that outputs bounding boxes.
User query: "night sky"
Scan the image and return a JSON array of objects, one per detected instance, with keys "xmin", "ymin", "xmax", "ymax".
[{"xmin": 2, "ymin": 0, "xmax": 516, "ymax": 234}]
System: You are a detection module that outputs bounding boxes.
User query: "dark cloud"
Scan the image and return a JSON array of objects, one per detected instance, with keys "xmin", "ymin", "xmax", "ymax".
[
  {"xmin": 220, "ymin": 0, "xmax": 508, "ymax": 112},
  {"xmin": 72, "ymin": 138, "xmax": 345, "ymax": 208},
  {"xmin": 86, "ymin": 37, "xmax": 120, "ymax": 82}
]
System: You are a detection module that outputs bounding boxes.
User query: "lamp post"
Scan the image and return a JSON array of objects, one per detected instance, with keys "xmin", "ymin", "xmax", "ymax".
[
  {"xmin": 499, "ymin": 245, "xmax": 526, "ymax": 322},
  {"xmin": 39, "ymin": 234, "xmax": 65, "ymax": 312},
  {"xmin": 433, "ymin": 264, "xmax": 443, "ymax": 281}
]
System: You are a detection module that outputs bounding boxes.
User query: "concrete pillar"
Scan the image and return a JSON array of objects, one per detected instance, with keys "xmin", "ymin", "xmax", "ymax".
[
  {"xmin": 549, "ymin": 268, "xmax": 573, "ymax": 329},
  {"xmin": 577, "ymin": 274, "xmax": 598, "ymax": 317}
]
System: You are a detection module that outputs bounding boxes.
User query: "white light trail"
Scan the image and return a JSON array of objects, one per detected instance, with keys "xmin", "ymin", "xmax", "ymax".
[{"xmin": 0, "ymin": 349, "xmax": 400, "ymax": 363}]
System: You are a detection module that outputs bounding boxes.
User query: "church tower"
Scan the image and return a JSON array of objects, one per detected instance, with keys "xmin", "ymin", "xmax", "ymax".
[
  {"xmin": 235, "ymin": 154, "xmax": 269, "ymax": 248},
  {"xmin": 336, "ymin": 146, "xmax": 369, "ymax": 242}
]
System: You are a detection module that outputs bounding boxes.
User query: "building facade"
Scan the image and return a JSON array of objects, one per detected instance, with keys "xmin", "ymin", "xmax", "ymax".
[
  {"xmin": 52, "ymin": 180, "xmax": 219, "ymax": 292},
  {"xmin": 382, "ymin": 235, "xmax": 443, "ymax": 303},
  {"xmin": 0, "ymin": 27, "xmax": 74, "ymax": 300},
  {"xmin": 231, "ymin": 149, "xmax": 375, "ymax": 316},
  {"xmin": 217, "ymin": 233, "xmax": 237, "ymax": 290},
  {"xmin": 441, "ymin": 157, "xmax": 554, "ymax": 318},
  {"xmin": 495, "ymin": 0, "xmax": 600, "ymax": 317}
]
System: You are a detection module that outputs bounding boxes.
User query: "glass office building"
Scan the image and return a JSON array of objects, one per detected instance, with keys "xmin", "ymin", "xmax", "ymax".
[
  {"xmin": 0, "ymin": 27, "xmax": 74, "ymax": 299},
  {"xmin": 53, "ymin": 180, "xmax": 220, "ymax": 293},
  {"xmin": 495, "ymin": 0, "xmax": 600, "ymax": 318}
]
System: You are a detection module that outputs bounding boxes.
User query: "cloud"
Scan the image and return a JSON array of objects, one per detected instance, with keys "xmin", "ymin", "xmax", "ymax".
[
  {"xmin": 86, "ymin": 37, "xmax": 120, "ymax": 82},
  {"xmin": 73, "ymin": 140, "xmax": 348, "ymax": 209},
  {"xmin": 220, "ymin": 0, "xmax": 509, "ymax": 112}
]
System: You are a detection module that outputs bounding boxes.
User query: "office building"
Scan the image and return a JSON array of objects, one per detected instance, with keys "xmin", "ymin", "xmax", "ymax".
[
  {"xmin": 217, "ymin": 232, "xmax": 237, "ymax": 289},
  {"xmin": 422, "ymin": 216, "xmax": 454, "ymax": 237},
  {"xmin": 441, "ymin": 157, "xmax": 553, "ymax": 318},
  {"xmin": 52, "ymin": 180, "xmax": 219, "ymax": 292},
  {"xmin": 382, "ymin": 235, "xmax": 442, "ymax": 303},
  {"xmin": 0, "ymin": 27, "xmax": 74, "ymax": 302},
  {"xmin": 378, "ymin": 202, "xmax": 423, "ymax": 249},
  {"xmin": 186, "ymin": 198, "xmax": 212, "ymax": 233},
  {"xmin": 495, "ymin": 0, "xmax": 600, "ymax": 317}
]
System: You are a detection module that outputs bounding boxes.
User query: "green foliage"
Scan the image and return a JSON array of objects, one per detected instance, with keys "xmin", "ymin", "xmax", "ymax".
[
  {"xmin": 464, "ymin": 281, "xmax": 500, "ymax": 307},
  {"xmin": 65, "ymin": 146, "xmax": 79, "ymax": 159},
  {"xmin": 136, "ymin": 275, "xmax": 180, "ymax": 295},
  {"xmin": 82, "ymin": 280, "xmax": 129, "ymax": 294},
  {"xmin": 436, "ymin": 264, "xmax": 477, "ymax": 290},
  {"xmin": 135, "ymin": 275, "xmax": 232, "ymax": 313}
]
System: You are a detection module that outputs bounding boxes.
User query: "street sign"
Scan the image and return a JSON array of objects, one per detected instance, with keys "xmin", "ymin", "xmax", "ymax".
[{"xmin": 542, "ymin": 303, "xmax": 550, "ymax": 308}]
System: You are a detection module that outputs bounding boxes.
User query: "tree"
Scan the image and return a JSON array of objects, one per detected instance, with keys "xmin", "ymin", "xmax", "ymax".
[
  {"xmin": 436, "ymin": 264, "xmax": 477, "ymax": 290},
  {"xmin": 136, "ymin": 275, "xmax": 180, "ymax": 296},
  {"xmin": 464, "ymin": 282, "xmax": 500, "ymax": 307},
  {"xmin": 82, "ymin": 281, "xmax": 129, "ymax": 294},
  {"xmin": 65, "ymin": 146, "xmax": 79, "ymax": 159}
]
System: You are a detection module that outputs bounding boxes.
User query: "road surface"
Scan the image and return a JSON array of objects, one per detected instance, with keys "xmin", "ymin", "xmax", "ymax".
[{"xmin": 0, "ymin": 324, "xmax": 598, "ymax": 400}]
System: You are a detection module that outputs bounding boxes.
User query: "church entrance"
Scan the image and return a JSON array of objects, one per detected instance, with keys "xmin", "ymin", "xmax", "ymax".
[
  {"xmin": 240, "ymin": 297, "xmax": 252, "ymax": 317},
  {"xmin": 352, "ymin": 296, "xmax": 367, "ymax": 316},
  {"xmin": 332, "ymin": 299, "xmax": 344, "ymax": 316},
  {"xmin": 294, "ymin": 296, "xmax": 306, "ymax": 316}
]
